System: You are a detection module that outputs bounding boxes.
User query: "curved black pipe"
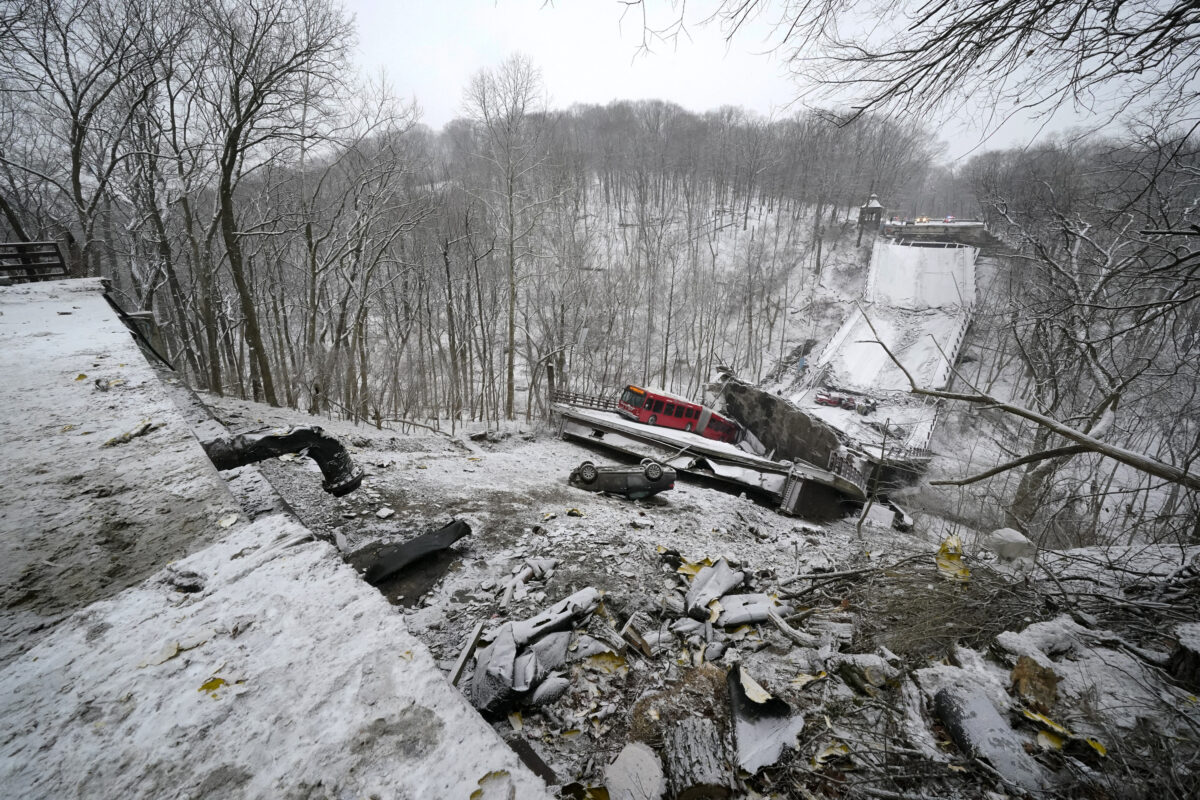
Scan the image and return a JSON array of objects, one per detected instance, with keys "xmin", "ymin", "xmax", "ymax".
[{"xmin": 202, "ymin": 425, "xmax": 364, "ymax": 496}]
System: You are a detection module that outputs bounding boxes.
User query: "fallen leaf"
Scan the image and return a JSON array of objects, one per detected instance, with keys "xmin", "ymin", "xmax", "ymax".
[
  {"xmin": 1085, "ymin": 738, "xmax": 1107, "ymax": 757},
  {"xmin": 707, "ymin": 598, "xmax": 722, "ymax": 623},
  {"xmin": 469, "ymin": 770, "xmax": 511, "ymax": 800},
  {"xmin": 566, "ymin": 508, "xmax": 585, "ymax": 517},
  {"xmin": 75, "ymin": 374, "xmax": 87, "ymax": 381},
  {"xmin": 790, "ymin": 671, "xmax": 828, "ymax": 689},
  {"xmin": 61, "ymin": 424, "xmax": 76, "ymax": 432},
  {"xmin": 1022, "ymin": 709, "xmax": 1070, "ymax": 736},
  {"xmin": 1037, "ymin": 730, "xmax": 1065, "ymax": 751},
  {"xmin": 812, "ymin": 740, "xmax": 851, "ymax": 768},
  {"xmin": 739, "ymin": 668, "xmax": 773, "ymax": 703},
  {"xmin": 676, "ymin": 556, "xmax": 714, "ymax": 577},
  {"xmin": 584, "ymin": 651, "xmax": 627, "ymax": 675},
  {"xmin": 508, "ymin": 711, "xmax": 523, "ymax": 731},
  {"xmin": 935, "ymin": 535, "xmax": 970, "ymax": 582}
]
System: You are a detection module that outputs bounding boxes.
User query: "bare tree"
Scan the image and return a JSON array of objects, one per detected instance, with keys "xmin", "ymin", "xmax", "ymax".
[
  {"xmin": 463, "ymin": 54, "xmax": 551, "ymax": 420},
  {"xmin": 630, "ymin": 1, "xmax": 1200, "ymax": 129}
]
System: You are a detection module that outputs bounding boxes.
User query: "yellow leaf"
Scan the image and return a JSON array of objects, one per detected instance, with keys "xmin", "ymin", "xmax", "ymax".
[
  {"xmin": 707, "ymin": 598, "xmax": 723, "ymax": 623},
  {"xmin": 812, "ymin": 740, "xmax": 851, "ymax": 768},
  {"xmin": 1022, "ymin": 709, "xmax": 1071, "ymax": 736},
  {"xmin": 676, "ymin": 556, "xmax": 714, "ymax": 577},
  {"xmin": 791, "ymin": 671, "xmax": 827, "ymax": 689},
  {"xmin": 75, "ymin": 374, "xmax": 87, "ymax": 381},
  {"xmin": 1085, "ymin": 737, "xmax": 1107, "ymax": 757},
  {"xmin": 584, "ymin": 652, "xmax": 627, "ymax": 675},
  {"xmin": 469, "ymin": 770, "xmax": 510, "ymax": 800},
  {"xmin": 935, "ymin": 535, "xmax": 970, "ymax": 582},
  {"xmin": 198, "ymin": 676, "xmax": 227, "ymax": 693},
  {"xmin": 508, "ymin": 711, "xmax": 523, "ymax": 731},
  {"xmin": 739, "ymin": 669, "xmax": 773, "ymax": 703},
  {"xmin": 61, "ymin": 424, "xmax": 76, "ymax": 432},
  {"xmin": 1037, "ymin": 731, "xmax": 1065, "ymax": 750}
]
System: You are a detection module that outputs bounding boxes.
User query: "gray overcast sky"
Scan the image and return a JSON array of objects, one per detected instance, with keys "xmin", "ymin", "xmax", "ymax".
[{"xmin": 345, "ymin": 0, "xmax": 1084, "ymax": 161}]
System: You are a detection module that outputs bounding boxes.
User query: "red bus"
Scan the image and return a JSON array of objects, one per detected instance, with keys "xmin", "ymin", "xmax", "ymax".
[{"xmin": 616, "ymin": 385, "xmax": 742, "ymax": 444}]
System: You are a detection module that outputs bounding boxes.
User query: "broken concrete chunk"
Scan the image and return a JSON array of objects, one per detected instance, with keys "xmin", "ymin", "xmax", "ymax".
[
  {"xmin": 685, "ymin": 559, "xmax": 745, "ymax": 621},
  {"xmin": 605, "ymin": 742, "xmax": 667, "ymax": 800},
  {"xmin": 512, "ymin": 651, "xmax": 538, "ymax": 693},
  {"xmin": 375, "ymin": 506, "xmax": 395, "ymax": 519},
  {"xmin": 569, "ymin": 635, "xmax": 615, "ymax": 661},
  {"xmin": 508, "ymin": 587, "xmax": 601, "ymax": 647},
  {"xmin": 670, "ymin": 618, "xmax": 706, "ymax": 637},
  {"xmin": 471, "ymin": 623, "xmax": 519, "ymax": 716},
  {"xmin": 528, "ymin": 631, "xmax": 572, "ymax": 681},
  {"xmin": 714, "ymin": 594, "xmax": 789, "ymax": 627},
  {"xmin": 355, "ymin": 519, "xmax": 472, "ymax": 585},
  {"xmin": 728, "ymin": 664, "xmax": 805, "ymax": 773},
  {"xmin": 529, "ymin": 673, "xmax": 572, "ymax": 707},
  {"xmin": 933, "ymin": 687, "xmax": 1050, "ymax": 794}
]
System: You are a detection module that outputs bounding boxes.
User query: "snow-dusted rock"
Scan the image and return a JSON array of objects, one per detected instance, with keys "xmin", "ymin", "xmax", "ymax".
[{"xmin": 985, "ymin": 527, "xmax": 1035, "ymax": 562}]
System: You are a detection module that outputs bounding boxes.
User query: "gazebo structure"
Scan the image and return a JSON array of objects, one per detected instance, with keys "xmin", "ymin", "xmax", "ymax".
[{"xmin": 857, "ymin": 193, "xmax": 885, "ymax": 246}]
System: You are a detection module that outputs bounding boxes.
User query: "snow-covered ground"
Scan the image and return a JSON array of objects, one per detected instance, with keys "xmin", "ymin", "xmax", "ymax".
[{"xmin": 5, "ymin": 279, "xmax": 1198, "ymax": 798}]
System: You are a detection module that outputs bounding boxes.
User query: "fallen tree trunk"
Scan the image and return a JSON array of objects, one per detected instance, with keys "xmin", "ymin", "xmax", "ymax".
[{"xmin": 663, "ymin": 716, "xmax": 734, "ymax": 800}]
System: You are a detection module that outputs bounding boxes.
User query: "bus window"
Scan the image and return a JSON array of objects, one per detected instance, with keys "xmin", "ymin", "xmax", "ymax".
[
  {"xmin": 653, "ymin": 399, "xmax": 664, "ymax": 413},
  {"xmin": 664, "ymin": 404, "xmax": 675, "ymax": 416},
  {"xmin": 621, "ymin": 388, "xmax": 644, "ymax": 408},
  {"xmin": 674, "ymin": 406, "xmax": 684, "ymax": 417}
]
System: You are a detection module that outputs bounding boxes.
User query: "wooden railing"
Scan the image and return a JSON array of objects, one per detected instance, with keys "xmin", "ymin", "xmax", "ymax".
[
  {"xmin": 550, "ymin": 389, "xmax": 619, "ymax": 412},
  {"xmin": 0, "ymin": 241, "xmax": 68, "ymax": 283}
]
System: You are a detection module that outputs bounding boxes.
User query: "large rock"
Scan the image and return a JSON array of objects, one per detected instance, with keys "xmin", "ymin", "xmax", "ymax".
[
  {"xmin": 985, "ymin": 527, "xmax": 1036, "ymax": 562},
  {"xmin": 718, "ymin": 378, "xmax": 841, "ymax": 468}
]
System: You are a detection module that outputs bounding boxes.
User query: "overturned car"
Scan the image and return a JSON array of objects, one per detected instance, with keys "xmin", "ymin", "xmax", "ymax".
[{"xmin": 568, "ymin": 458, "xmax": 675, "ymax": 499}]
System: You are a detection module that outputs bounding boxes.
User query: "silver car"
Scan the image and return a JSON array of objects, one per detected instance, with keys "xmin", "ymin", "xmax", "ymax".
[{"xmin": 568, "ymin": 458, "xmax": 676, "ymax": 499}]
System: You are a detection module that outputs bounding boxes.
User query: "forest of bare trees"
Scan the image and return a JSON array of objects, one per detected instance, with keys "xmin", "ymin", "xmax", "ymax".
[
  {"xmin": 0, "ymin": 0, "xmax": 936, "ymax": 427},
  {"xmin": 2, "ymin": 0, "xmax": 1197, "ymax": 546}
]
